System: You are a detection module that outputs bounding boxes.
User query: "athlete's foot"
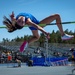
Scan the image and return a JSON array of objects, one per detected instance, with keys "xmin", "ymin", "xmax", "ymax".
[
  {"xmin": 20, "ymin": 41, "xmax": 28, "ymax": 52},
  {"xmin": 61, "ymin": 33, "xmax": 74, "ymax": 40}
]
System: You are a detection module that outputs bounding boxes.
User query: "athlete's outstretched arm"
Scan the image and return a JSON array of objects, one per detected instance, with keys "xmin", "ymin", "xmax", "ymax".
[{"xmin": 26, "ymin": 18, "xmax": 50, "ymax": 39}]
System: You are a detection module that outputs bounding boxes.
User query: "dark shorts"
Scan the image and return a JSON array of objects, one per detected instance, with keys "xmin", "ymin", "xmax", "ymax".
[{"xmin": 29, "ymin": 27, "xmax": 38, "ymax": 30}]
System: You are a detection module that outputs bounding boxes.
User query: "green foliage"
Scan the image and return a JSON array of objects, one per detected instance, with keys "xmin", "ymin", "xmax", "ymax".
[{"xmin": 2, "ymin": 29, "xmax": 75, "ymax": 44}]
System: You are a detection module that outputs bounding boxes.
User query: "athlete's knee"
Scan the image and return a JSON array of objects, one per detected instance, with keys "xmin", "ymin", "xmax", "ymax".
[
  {"xmin": 34, "ymin": 35, "xmax": 40, "ymax": 40},
  {"xmin": 36, "ymin": 35, "xmax": 40, "ymax": 40},
  {"xmin": 54, "ymin": 14, "xmax": 60, "ymax": 18}
]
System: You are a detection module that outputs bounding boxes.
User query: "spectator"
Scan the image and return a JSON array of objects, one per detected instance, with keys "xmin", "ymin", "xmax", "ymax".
[
  {"xmin": 7, "ymin": 53, "xmax": 12, "ymax": 63},
  {"xmin": 70, "ymin": 47, "xmax": 75, "ymax": 65}
]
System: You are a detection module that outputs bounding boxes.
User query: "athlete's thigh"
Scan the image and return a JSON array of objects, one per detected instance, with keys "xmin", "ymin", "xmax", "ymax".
[
  {"xmin": 31, "ymin": 30, "xmax": 40, "ymax": 37},
  {"xmin": 40, "ymin": 14, "xmax": 57, "ymax": 24}
]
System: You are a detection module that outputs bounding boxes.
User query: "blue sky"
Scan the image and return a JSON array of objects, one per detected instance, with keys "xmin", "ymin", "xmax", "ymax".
[{"xmin": 0, "ymin": 0, "xmax": 75, "ymax": 41}]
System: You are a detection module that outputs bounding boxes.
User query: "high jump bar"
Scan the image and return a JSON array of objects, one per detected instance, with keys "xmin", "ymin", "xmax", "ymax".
[{"xmin": 0, "ymin": 21, "xmax": 75, "ymax": 28}]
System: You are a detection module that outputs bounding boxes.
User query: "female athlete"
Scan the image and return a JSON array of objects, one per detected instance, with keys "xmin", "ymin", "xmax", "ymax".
[{"xmin": 3, "ymin": 12, "xmax": 74, "ymax": 52}]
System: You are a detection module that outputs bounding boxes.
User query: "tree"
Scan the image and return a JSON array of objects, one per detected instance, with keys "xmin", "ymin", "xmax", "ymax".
[{"xmin": 38, "ymin": 33, "xmax": 45, "ymax": 46}]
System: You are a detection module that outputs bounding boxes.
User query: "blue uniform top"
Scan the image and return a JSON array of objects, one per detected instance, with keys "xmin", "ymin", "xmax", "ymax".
[{"xmin": 16, "ymin": 13, "xmax": 40, "ymax": 30}]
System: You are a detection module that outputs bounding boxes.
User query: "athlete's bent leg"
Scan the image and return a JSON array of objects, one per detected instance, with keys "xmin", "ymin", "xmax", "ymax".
[
  {"xmin": 40, "ymin": 14, "xmax": 74, "ymax": 40},
  {"xmin": 20, "ymin": 30, "xmax": 40, "ymax": 52},
  {"xmin": 28, "ymin": 30, "xmax": 40, "ymax": 44},
  {"xmin": 40, "ymin": 14, "xmax": 64, "ymax": 36}
]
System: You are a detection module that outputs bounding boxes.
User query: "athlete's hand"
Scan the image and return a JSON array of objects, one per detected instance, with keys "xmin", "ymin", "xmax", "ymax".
[
  {"xmin": 10, "ymin": 11, "xmax": 16, "ymax": 22},
  {"xmin": 10, "ymin": 11, "xmax": 14, "ymax": 18},
  {"xmin": 46, "ymin": 33, "xmax": 50, "ymax": 39}
]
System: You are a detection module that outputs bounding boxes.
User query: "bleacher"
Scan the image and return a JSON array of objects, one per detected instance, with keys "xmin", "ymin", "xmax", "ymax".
[
  {"xmin": 0, "ymin": 42, "xmax": 75, "ymax": 56},
  {"xmin": 0, "ymin": 42, "xmax": 75, "ymax": 66}
]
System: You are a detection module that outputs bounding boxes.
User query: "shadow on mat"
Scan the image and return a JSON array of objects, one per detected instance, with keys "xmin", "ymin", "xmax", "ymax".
[{"xmin": 7, "ymin": 66, "xmax": 21, "ymax": 68}]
